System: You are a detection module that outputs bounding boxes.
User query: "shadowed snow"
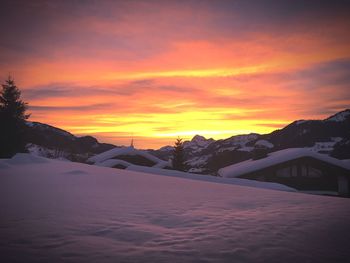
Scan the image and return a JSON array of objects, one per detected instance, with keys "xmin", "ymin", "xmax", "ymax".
[{"xmin": 1, "ymin": 154, "xmax": 350, "ymax": 263}]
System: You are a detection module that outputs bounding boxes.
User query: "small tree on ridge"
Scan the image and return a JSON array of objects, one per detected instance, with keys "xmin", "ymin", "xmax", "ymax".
[{"xmin": 172, "ymin": 137, "xmax": 185, "ymax": 171}]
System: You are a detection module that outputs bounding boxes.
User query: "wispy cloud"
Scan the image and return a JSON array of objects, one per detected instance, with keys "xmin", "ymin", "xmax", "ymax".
[
  {"xmin": 30, "ymin": 103, "xmax": 113, "ymax": 112},
  {"xmin": 1, "ymin": 0, "xmax": 350, "ymax": 147}
]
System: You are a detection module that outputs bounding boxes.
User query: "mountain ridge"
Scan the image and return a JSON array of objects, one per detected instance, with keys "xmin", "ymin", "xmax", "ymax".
[
  {"xmin": 150, "ymin": 109, "xmax": 350, "ymax": 174},
  {"xmin": 25, "ymin": 109, "xmax": 350, "ymax": 172},
  {"xmin": 25, "ymin": 121, "xmax": 116, "ymax": 161}
]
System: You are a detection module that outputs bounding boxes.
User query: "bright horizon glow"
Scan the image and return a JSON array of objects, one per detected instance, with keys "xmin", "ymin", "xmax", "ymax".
[
  {"xmin": 1, "ymin": 1, "xmax": 350, "ymax": 148},
  {"xmin": 102, "ymin": 65, "xmax": 271, "ymax": 80}
]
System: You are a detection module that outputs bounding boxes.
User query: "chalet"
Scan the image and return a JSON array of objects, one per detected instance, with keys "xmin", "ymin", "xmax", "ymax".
[
  {"xmin": 218, "ymin": 148, "xmax": 350, "ymax": 197},
  {"xmin": 87, "ymin": 145, "xmax": 170, "ymax": 169}
]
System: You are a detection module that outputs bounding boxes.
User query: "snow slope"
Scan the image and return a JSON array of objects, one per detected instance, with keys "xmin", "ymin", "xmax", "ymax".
[
  {"xmin": 324, "ymin": 109, "xmax": 350, "ymax": 122},
  {"xmin": 254, "ymin": 139, "xmax": 274, "ymax": 149},
  {"xmin": 1, "ymin": 154, "xmax": 350, "ymax": 263}
]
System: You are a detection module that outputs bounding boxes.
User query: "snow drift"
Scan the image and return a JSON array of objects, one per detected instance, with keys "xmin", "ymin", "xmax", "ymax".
[{"xmin": 1, "ymin": 154, "xmax": 350, "ymax": 263}]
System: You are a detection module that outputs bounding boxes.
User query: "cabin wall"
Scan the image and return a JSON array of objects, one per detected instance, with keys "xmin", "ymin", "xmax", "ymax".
[
  {"xmin": 338, "ymin": 176, "xmax": 349, "ymax": 197},
  {"xmin": 240, "ymin": 157, "xmax": 349, "ymax": 195}
]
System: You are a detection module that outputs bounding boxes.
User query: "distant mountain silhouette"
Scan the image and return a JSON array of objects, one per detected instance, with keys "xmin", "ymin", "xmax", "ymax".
[
  {"xmin": 25, "ymin": 121, "xmax": 115, "ymax": 161},
  {"xmin": 151, "ymin": 109, "xmax": 350, "ymax": 174},
  {"xmin": 24, "ymin": 109, "xmax": 350, "ymax": 171}
]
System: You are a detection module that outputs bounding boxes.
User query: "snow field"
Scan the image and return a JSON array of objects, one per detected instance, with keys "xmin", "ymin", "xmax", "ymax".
[{"xmin": 1, "ymin": 154, "xmax": 350, "ymax": 263}]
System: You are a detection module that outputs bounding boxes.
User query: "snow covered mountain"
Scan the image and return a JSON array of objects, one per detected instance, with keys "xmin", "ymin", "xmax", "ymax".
[
  {"xmin": 152, "ymin": 109, "xmax": 350, "ymax": 174},
  {"xmin": 262, "ymin": 109, "xmax": 350, "ymax": 151},
  {"xmin": 150, "ymin": 133, "xmax": 260, "ymax": 174},
  {"xmin": 21, "ymin": 109, "xmax": 350, "ymax": 172},
  {"xmin": 25, "ymin": 121, "xmax": 115, "ymax": 162}
]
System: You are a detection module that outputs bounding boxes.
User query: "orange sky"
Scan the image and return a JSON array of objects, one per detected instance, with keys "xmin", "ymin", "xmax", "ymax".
[{"xmin": 1, "ymin": 1, "xmax": 350, "ymax": 149}]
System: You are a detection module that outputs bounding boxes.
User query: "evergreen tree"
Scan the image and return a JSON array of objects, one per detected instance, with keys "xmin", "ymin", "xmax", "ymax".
[
  {"xmin": 172, "ymin": 137, "xmax": 185, "ymax": 171},
  {"xmin": 0, "ymin": 76, "xmax": 30, "ymax": 158}
]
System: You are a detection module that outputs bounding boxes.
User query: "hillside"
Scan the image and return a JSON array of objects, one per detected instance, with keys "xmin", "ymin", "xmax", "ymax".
[
  {"xmin": 25, "ymin": 121, "xmax": 116, "ymax": 161},
  {"xmin": 152, "ymin": 109, "xmax": 350, "ymax": 174},
  {"xmin": 24, "ymin": 109, "xmax": 350, "ymax": 172}
]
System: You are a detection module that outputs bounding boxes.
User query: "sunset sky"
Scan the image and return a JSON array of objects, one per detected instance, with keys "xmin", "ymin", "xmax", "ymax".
[{"xmin": 1, "ymin": 0, "xmax": 350, "ymax": 148}]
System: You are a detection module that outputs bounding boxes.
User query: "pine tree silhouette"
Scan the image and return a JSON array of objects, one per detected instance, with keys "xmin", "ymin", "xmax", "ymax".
[
  {"xmin": 172, "ymin": 137, "xmax": 185, "ymax": 171},
  {"xmin": 0, "ymin": 76, "xmax": 30, "ymax": 157}
]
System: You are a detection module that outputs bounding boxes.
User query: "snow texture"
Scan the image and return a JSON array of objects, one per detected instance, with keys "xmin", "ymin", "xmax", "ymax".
[
  {"xmin": 238, "ymin": 146, "xmax": 255, "ymax": 152},
  {"xmin": 324, "ymin": 109, "xmax": 350, "ymax": 122},
  {"xmin": 223, "ymin": 134, "xmax": 258, "ymax": 150},
  {"xmin": 1, "ymin": 154, "xmax": 350, "ymax": 263},
  {"xmin": 88, "ymin": 146, "xmax": 169, "ymax": 168},
  {"xmin": 295, "ymin": 120, "xmax": 307, "ymax": 125},
  {"xmin": 26, "ymin": 143, "xmax": 70, "ymax": 161},
  {"xmin": 305, "ymin": 137, "xmax": 343, "ymax": 154},
  {"xmin": 26, "ymin": 121, "xmax": 75, "ymax": 138},
  {"xmin": 254, "ymin": 140, "xmax": 274, "ymax": 149},
  {"xmin": 185, "ymin": 135, "xmax": 214, "ymax": 148},
  {"xmin": 218, "ymin": 146, "xmax": 237, "ymax": 153},
  {"xmin": 219, "ymin": 148, "xmax": 350, "ymax": 178},
  {"xmin": 216, "ymin": 135, "xmax": 259, "ymax": 153},
  {"xmin": 186, "ymin": 155, "xmax": 211, "ymax": 167},
  {"xmin": 187, "ymin": 167, "xmax": 206, "ymax": 173}
]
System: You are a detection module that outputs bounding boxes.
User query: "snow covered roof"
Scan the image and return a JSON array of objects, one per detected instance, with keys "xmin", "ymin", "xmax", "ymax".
[
  {"xmin": 219, "ymin": 148, "xmax": 350, "ymax": 178},
  {"xmin": 95, "ymin": 159, "xmax": 132, "ymax": 168},
  {"xmin": 87, "ymin": 146, "xmax": 169, "ymax": 168},
  {"xmin": 126, "ymin": 165, "xmax": 296, "ymax": 192}
]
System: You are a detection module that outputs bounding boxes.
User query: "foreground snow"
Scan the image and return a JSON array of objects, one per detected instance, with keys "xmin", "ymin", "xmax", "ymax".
[{"xmin": 1, "ymin": 154, "xmax": 350, "ymax": 263}]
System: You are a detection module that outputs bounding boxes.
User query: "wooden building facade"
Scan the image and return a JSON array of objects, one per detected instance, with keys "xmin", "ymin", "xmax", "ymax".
[
  {"xmin": 239, "ymin": 157, "xmax": 350, "ymax": 196},
  {"xmin": 219, "ymin": 149, "xmax": 350, "ymax": 197}
]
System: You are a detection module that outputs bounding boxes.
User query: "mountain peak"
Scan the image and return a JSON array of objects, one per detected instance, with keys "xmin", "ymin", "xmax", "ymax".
[{"xmin": 191, "ymin": 135, "xmax": 207, "ymax": 142}]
